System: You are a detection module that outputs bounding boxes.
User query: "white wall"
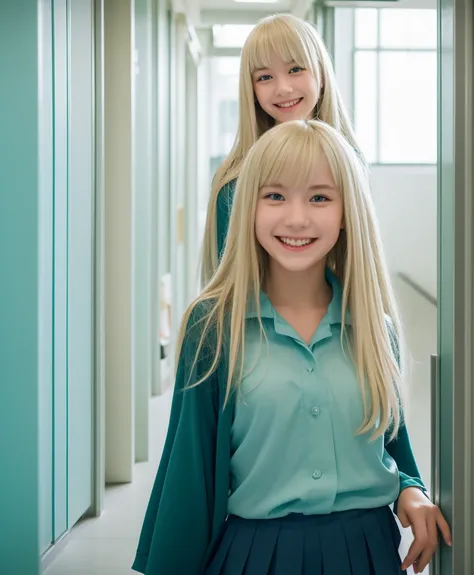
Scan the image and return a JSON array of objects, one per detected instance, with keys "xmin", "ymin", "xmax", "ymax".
[
  {"xmin": 371, "ymin": 166, "xmax": 437, "ymax": 299},
  {"xmin": 370, "ymin": 165, "xmax": 437, "ymax": 486}
]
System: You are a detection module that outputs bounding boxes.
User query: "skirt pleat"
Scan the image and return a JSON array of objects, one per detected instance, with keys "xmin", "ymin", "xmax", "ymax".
[
  {"xmin": 205, "ymin": 506, "xmax": 406, "ymax": 575},
  {"xmin": 340, "ymin": 512, "xmax": 372, "ymax": 575},
  {"xmin": 361, "ymin": 508, "xmax": 403, "ymax": 575},
  {"xmin": 302, "ymin": 524, "xmax": 323, "ymax": 575},
  {"xmin": 374, "ymin": 507, "xmax": 403, "ymax": 570},
  {"xmin": 225, "ymin": 521, "xmax": 257, "ymax": 575},
  {"xmin": 319, "ymin": 518, "xmax": 353, "ymax": 574},
  {"xmin": 272, "ymin": 518, "xmax": 304, "ymax": 575},
  {"xmin": 206, "ymin": 518, "xmax": 239, "ymax": 575},
  {"xmin": 244, "ymin": 520, "xmax": 280, "ymax": 574}
]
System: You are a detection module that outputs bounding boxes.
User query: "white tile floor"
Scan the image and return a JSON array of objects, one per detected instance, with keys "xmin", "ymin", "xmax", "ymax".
[{"xmin": 43, "ymin": 389, "xmax": 173, "ymax": 575}]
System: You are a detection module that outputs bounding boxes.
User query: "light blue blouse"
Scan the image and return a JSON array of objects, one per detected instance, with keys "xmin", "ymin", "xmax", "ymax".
[{"xmin": 227, "ymin": 270, "xmax": 400, "ymax": 519}]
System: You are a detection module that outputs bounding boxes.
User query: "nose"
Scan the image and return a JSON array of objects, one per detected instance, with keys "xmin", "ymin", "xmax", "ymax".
[
  {"xmin": 275, "ymin": 75, "xmax": 293, "ymax": 97},
  {"xmin": 284, "ymin": 201, "xmax": 310, "ymax": 229}
]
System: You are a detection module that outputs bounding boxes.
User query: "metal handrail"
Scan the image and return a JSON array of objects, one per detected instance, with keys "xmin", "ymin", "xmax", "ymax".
[{"xmin": 397, "ymin": 272, "xmax": 437, "ymax": 307}]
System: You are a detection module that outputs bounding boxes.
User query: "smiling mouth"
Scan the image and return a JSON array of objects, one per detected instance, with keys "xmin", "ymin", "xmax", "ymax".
[
  {"xmin": 274, "ymin": 98, "xmax": 303, "ymax": 109},
  {"xmin": 277, "ymin": 236, "xmax": 316, "ymax": 250}
]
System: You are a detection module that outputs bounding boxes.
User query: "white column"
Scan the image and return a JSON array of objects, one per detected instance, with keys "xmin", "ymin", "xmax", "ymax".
[
  {"xmin": 104, "ymin": 0, "xmax": 134, "ymax": 483},
  {"xmin": 132, "ymin": 0, "xmax": 154, "ymax": 463}
]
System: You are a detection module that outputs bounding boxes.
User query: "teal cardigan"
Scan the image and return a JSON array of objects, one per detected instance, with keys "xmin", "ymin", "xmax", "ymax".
[
  {"xmin": 216, "ymin": 180, "xmax": 237, "ymax": 259},
  {"xmin": 132, "ymin": 306, "xmax": 426, "ymax": 575}
]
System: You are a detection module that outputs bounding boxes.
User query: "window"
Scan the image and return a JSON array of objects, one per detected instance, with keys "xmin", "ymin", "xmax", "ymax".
[
  {"xmin": 354, "ymin": 9, "xmax": 437, "ymax": 164},
  {"xmin": 208, "ymin": 57, "xmax": 240, "ymax": 180}
]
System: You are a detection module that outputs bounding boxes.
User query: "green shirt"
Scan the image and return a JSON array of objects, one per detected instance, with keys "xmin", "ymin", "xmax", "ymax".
[
  {"xmin": 229, "ymin": 270, "xmax": 400, "ymax": 518},
  {"xmin": 132, "ymin": 302, "xmax": 426, "ymax": 575}
]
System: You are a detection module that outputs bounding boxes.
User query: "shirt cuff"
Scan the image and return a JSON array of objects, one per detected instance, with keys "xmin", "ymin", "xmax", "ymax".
[{"xmin": 393, "ymin": 476, "xmax": 430, "ymax": 515}]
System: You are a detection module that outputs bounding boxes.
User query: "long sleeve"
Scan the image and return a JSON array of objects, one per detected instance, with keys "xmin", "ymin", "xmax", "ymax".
[
  {"xmin": 385, "ymin": 423, "xmax": 426, "ymax": 494},
  {"xmin": 384, "ymin": 318, "xmax": 427, "ymax": 511},
  {"xmin": 132, "ymin": 308, "xmax": 219, "ymax": 575},
  {"xmin": 216, "ymin": 180, "xmax": 236, "ymax": 261},
  {"xmin": 385, "ymin": 422, "xmax": 428, "ymax": 515}
]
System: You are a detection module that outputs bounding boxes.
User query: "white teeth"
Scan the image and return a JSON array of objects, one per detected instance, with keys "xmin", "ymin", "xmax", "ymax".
[
  {"xmin": 276, "ymin": 98, "xmax": 301, "ymax": 108},
  {"xmin": 280, "ymin": 237, "xmax": 313, "ymax": 247}
]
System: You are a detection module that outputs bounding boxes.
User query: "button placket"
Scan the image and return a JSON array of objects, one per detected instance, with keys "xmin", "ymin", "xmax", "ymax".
[
  {"xmin": 306, "ymin": 343, "xmax": 319, "ymax": 374},
  {"xmin": 307, "ymin": 347, "xmax": 325, "ymax": 482}
]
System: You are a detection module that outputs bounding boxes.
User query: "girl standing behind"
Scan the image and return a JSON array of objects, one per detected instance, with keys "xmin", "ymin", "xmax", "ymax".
[
  {"xmin": 133, "ymin": 120, "xmax": 451, "ymax": 575},
  {"xmin": 201, "ymin": 13, "xmax": 362, "ymax": 286}
]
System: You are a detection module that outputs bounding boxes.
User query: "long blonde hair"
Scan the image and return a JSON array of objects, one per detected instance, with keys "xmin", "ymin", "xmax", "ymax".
[
  {"xmin": 180, "ymin": 120, "xmax": 404, "ymax": 440},
  {"xmin": 201, "ymin": 13, "xmax": 363, "ymax": 286}
]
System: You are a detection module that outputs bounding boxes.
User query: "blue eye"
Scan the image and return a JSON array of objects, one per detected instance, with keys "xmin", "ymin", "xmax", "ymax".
[
  {"xmin": 289, "ymin": 66, "xmax": 304, "ymax": 74},
  {"xmin": 265, "ymin": 193, "xmax": 284, "ymax": 201},
  {"xmin": 257, "ymin": 74, "xmax": 272, "ymax": 82},
  {"xmin": 311, "ymin": 195, "xmax": 328, "ymax": 203}
]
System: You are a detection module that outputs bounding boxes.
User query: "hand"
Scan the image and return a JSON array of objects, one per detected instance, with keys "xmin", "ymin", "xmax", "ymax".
[{"xmin": 397, "ymin": 487, "xmax": 452, "ymax": 573}]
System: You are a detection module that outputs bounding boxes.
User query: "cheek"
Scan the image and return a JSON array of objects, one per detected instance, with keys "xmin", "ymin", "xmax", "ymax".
[
  {"xmin": 254, "ymin": 209, "xmax": 264, "ymax": 245},
  {"xmin": 255, "ymin": 208, "xmax": 273, "ymax": 246},
  {"xmin": 303, "ymin": 77, "xmax": 321, "ymax": 104},
  {"xmin": 316, "ymin": 206, "xmax": 343, "ymax": 234},
  {"xmin": 325, "ymin": 212, "xmax": 344, "ymax": 237},
  {"xmin": 254, "ymin": 84, "xmax": 271, "ymax": 108}
]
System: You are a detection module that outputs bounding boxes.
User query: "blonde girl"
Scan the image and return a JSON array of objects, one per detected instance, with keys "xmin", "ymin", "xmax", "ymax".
[
  {"xmin": 133, "ymin": 120, "xmax": 451, "ymax": 575},
  {"xmin": 201, "ymin": 12, "xmax": 362, "ymax": 286}
]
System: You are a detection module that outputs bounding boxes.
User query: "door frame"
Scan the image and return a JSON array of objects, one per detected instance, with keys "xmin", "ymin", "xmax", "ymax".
[
  {"xmin": 90, "ymin": 0, "xmax": 105, "ymax": 518},
  {"xmin": 437, "ymin": 0, "xmax": 474, "ymax": 571}
]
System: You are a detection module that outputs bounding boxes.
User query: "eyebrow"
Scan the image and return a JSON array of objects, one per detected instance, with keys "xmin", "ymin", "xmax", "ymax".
[
  {"xmin": 263, "ymin": 183, "xmax": 336, "ymax": 191},
  {"xmin": 253, "ymin": 61, "xmax": 297, "ymax": 74}
]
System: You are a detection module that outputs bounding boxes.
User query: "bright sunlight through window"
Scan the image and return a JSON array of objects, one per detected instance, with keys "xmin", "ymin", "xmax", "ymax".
[{"xmin": 354, "ymin": 8, "xmax": 437, "ymax": 164}]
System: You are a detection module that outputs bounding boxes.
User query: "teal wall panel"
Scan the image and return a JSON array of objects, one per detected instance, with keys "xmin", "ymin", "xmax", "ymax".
[
  {"xmin": 1, "ymin": 1, "xmax": 96, "ymax": 568},
  {"xmin": 38, "ymin": 0, "xmax": 55, "ymax": 555},
  {"xmin": 67, "ymin": 0, "xmax": 94, "ymax": 526},
  {"xmin": 52, "ymin": 0, "xmax": 69, "ymax": 540},
  {"xmin": 0, "ymin": 1, "xmax": 41, "ymax": 572}
]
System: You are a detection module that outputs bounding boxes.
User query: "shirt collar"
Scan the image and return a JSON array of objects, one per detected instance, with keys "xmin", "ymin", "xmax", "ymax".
[{"xmin": 245, "ymin": 267, "xmax": 351, "ymax": 327}]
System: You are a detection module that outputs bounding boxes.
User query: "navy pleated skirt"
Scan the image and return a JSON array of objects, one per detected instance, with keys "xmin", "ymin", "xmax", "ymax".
[{"xmin": 205, "ymin": 506, "xmax": 405, "ymax": 575}]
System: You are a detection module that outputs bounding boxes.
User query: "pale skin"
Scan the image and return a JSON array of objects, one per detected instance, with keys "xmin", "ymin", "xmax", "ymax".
[
  {"xmin": 255, "ymin": 154, "xmax": 452, "ymax": 573},
  {"xmin": 252, "ymin": 54, "xmax": 321, "ymax": 125}
]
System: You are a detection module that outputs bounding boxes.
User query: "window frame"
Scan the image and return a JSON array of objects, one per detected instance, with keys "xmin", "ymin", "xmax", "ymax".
[{"xmin": 352, "ymin": 7, "xmax": 437, "ymax": 166}]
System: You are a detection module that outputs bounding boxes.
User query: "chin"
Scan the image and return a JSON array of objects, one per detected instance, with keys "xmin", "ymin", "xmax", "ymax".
[{"xmin": 272, "ymin": 257, "xmax": 321, "ymax": 274}]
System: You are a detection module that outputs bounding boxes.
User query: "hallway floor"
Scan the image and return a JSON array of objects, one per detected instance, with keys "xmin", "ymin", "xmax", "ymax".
[{"xmin": 43, "ymin": 389, "xmax": 173, "ymax": 575}]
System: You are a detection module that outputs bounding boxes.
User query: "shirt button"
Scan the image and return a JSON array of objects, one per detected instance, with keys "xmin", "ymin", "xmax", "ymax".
[
  {"xmin": 312, "ymin": 406, "xmax": 320, "ymax": 416},
  {"xmin": 306, "ymin": 366, "xmax": 314, "ymax": 373},
  {"xmin": 312, "ymin": 470, "xmax": 322, "ymax": 480}
]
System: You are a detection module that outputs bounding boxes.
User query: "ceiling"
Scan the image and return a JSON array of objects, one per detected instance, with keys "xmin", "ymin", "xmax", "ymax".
[
  {"xmin": 198, "ymin": 0, "xmax": 296, "ymax": 10},
  {"xmin": 187, "ymin": 0, "xmax": 312, "ymax": 30}
]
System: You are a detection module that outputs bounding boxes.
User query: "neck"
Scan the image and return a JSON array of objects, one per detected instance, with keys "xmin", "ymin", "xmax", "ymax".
[{"xmin": 265, "ymin": 260, "xmax": 332, "ymax": 310}]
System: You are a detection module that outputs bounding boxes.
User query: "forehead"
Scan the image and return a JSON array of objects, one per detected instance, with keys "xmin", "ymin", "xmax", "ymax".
[
  {"xmin": 246, "ymin": 26, "xmax": 309, "ymax": 74},
  {"xmin": 262, "ymin": 150, "xmax": 336, "ymax": 191}
]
